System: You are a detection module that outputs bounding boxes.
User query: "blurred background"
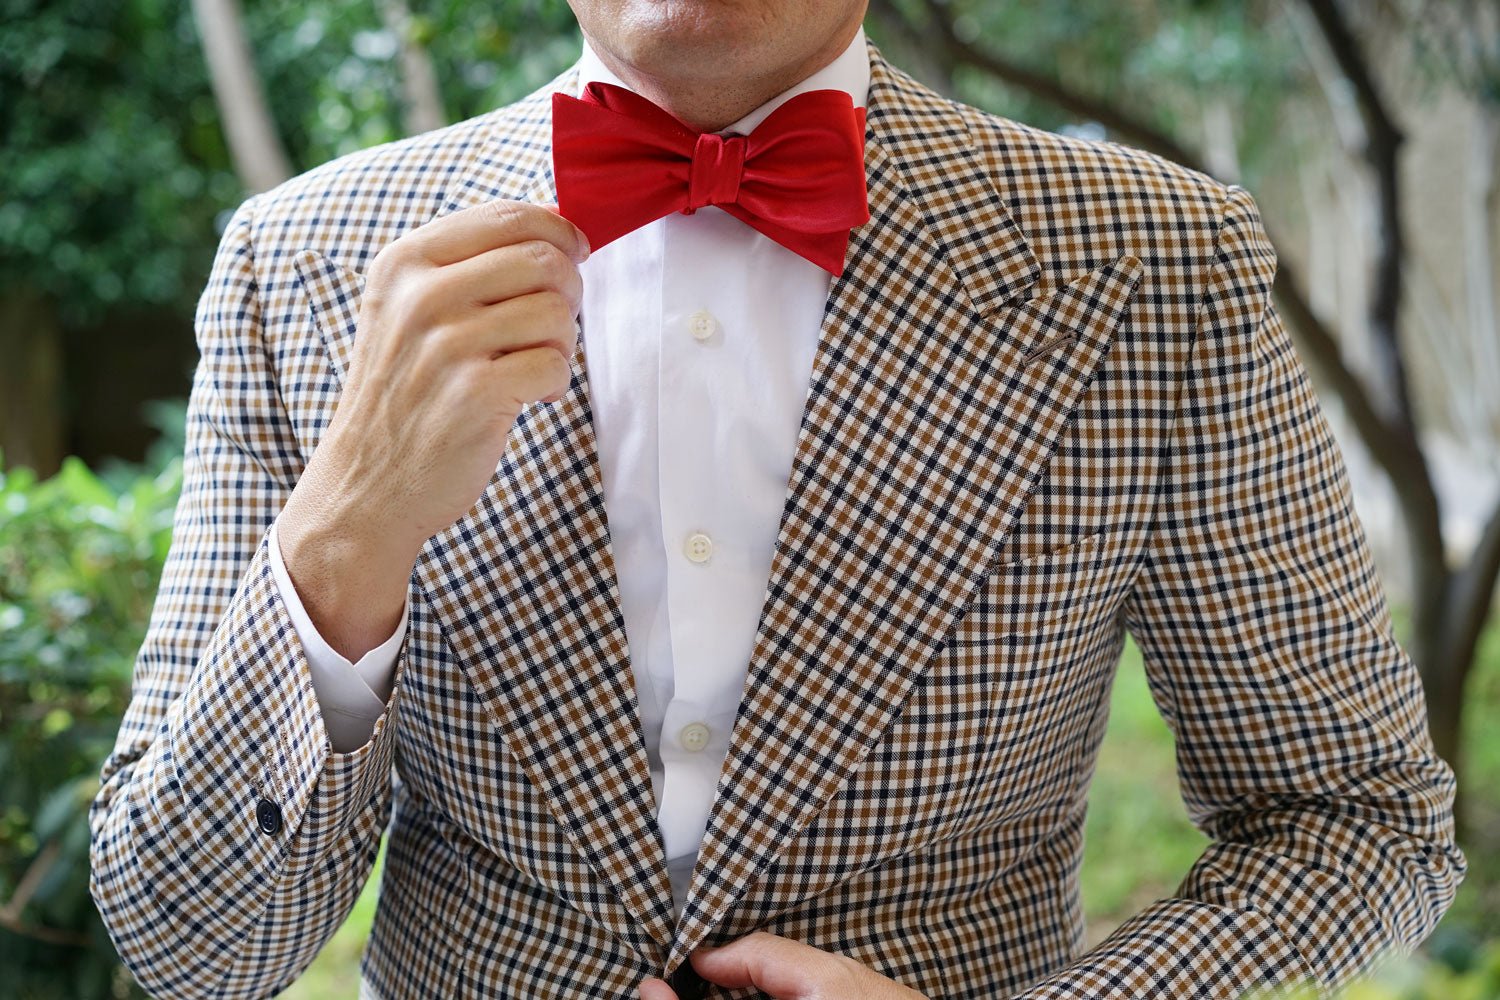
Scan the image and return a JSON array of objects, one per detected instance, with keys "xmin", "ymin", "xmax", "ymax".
[{"xmin": 2, "ymin": 0, "xmax": 1498, "ymax": 996}]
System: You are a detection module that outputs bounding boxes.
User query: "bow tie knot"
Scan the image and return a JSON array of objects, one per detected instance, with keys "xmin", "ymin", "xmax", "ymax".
[
  {"xmin": 552, "ymin": 81, "xmax": 870, "ymax": 274},
  {"xmin": 687, "ymin": 132, "xmax": 747, "ymax": 213}
]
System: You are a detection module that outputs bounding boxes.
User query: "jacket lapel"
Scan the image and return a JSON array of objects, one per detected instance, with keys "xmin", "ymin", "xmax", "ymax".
[
  {"xmin": 665, "ymin": 50, "xmax": 1142, "ymax": 968},
  {"xmin": 292, "ymin": 69, "xmax": 680, "ymax": 964},
  {"xmin": 291, "ymin": 48, "xmax": 1144, "ymax": 976}
]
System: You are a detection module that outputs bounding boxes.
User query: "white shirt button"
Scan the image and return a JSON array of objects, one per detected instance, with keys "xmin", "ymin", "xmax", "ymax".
[
  {"xmin": 687, "ymin": 309, "xmax": 719, "ymax": 342},
  {"xmin": 678, "ymin": 722, "xmax": 711, "ymax": 752},
  {"xmin": 683, "ymin": 532, "xmax": 714, "ymax": 563}
]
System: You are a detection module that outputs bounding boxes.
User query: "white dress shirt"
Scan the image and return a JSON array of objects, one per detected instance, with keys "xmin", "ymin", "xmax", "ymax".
[{"xmin": 268, "ymin": 28, "xmax": 871, "ymax": 921}]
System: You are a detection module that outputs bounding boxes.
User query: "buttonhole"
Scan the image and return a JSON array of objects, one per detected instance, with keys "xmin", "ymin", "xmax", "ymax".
[{"xmin": 1020, "ymin": 333, "xmax": 1077, "ymax": 366}]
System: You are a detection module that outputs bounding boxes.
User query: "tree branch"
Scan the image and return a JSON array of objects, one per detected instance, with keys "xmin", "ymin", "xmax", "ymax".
[
  {"xmin": 904, "ymin": 0, "xmax": 1202, "ymax": 168},
  {"xmin": 1299, "ymin": 0, "xmax": 1418, "ymax": 432},
  {"xmin": 1448, "ymin": 496, "xmax": 1500, "ymax": 685},
  {"xmin": 190, "ymin": 0, "xmax": 293, "ymax": 192},
  {"xmin": 0, "ymin": 840, "xmax": 91, "ymax": 949}
]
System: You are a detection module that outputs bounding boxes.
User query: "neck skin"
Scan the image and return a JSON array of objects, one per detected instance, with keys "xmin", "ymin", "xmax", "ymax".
[{"xmin": 580, "ymin": 20, "xmax": 865, "ymax": 133}]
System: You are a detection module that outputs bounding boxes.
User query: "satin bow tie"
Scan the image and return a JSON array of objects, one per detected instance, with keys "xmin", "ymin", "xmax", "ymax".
[{"xmin": 551, "ymin": 82, "xmax": 870, "ymax": 275}]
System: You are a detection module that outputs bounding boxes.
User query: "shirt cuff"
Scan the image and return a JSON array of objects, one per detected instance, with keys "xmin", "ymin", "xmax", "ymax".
[{"xmin": 267, "ymin": 515, "xmax": 409, "ymax": 752}]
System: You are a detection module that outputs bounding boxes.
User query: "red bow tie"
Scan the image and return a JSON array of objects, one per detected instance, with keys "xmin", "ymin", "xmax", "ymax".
[{"xmin": 551, "ymin": 82, "xmax": 870, "ymax": 275}]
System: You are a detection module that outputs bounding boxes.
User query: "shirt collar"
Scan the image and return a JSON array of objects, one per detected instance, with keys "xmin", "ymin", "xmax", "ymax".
[{"xmin": 574, "ymin": 25, "xmax": 870, "ymax": 135}]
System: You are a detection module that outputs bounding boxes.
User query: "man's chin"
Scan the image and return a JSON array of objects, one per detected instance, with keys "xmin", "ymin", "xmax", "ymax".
[{"xmin": 597, "ymin": 33, "xmax": 754, "ymax": 91}]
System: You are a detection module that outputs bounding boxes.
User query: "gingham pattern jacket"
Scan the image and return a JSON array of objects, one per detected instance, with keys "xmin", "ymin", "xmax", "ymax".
[{"xmin": 89, "ymin": 39, "xmax": 1464, "ymax": 1000}]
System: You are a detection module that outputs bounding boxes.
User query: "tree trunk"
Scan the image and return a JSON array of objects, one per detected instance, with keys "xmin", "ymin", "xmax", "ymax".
[
  {"xmin": 1463, "ymin": 105, "xmax": 1499, "ymax": 441},
  {"xmin": 0, "ymin": 290, "xmax": 66, "ymax": 477},
  {"xmin": 190, "ymin": 0, "xmax": 293, "ymax": 192},
  {"xmin": 379, "ymin": 0, "xmax": 446, "ymax": 136}
]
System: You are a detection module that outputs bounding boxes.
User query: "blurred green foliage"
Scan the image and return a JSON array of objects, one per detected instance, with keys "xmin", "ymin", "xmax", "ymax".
[
  {"xmin": 0, "ymin": 0, "xmax": 238, "ymax": 327},
  {"xmin": 932, "ymin": 0, "xmax": 1301, "ymax": 179},
  {"xmin": 1251, "ymin": 942, "xmax": 1500, "ymax": 999},
  {"xmin": 0, "ymin": 440, "xmax": 180, "ymax": 998},
  {"xmin": 0, "ymin": 0, "xmax": 581, "ymax": 328}
]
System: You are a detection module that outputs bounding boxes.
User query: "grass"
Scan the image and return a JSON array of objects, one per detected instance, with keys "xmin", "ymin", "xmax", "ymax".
[
  {"xmin": 281, "ymin": 620, "xmax": 1500, "ymax": 998},
  {"xmin": 1076, "ymin": 638, "xmax": 1206, "ymax": 942}
]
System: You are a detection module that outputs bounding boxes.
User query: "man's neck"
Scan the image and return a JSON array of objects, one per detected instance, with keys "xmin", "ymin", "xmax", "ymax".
[{"xmin": 578, "ymin": 23, "xmax": 867, "ymax": 133}]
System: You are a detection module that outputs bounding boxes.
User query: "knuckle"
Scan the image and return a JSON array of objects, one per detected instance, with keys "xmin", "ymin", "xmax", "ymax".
[
  {"xmin": 547, "ymin": 346, "xmax": 573, "ymax": 380},
  {"xmin": 540, "ymin": 290, "xmax": 575, "ymax": 326},
  {"xmin": 539, "ymin": 349, "xmax": 573, "ymax": 395},
  {"xmin": 522, "ymin": 238, "xmax": 565, "ymax": 271},
  {"xmin": 560, "ymin": 263, "xmax": 584, "ymax": 302},
  {"xmin": 387, "ymin": 281, "xmax": 429, "ymax": 328},
  {"xmin": 451, "ymin": 358, "xmax": 484, "ymax": 395},
  {"xmin": 486, "ymin": 198, "xmax": 526, "ymax": 230},
  {"xmin": 417, "ymin": 321, "xmax": 459, "ymax": 363},
  {"xmin": 357, "ymin": 282, "xmax": 389, "ymax": 321},
  {"xmin": 367, "ymin": 242, "xmax": 402, "ymax": 283}
]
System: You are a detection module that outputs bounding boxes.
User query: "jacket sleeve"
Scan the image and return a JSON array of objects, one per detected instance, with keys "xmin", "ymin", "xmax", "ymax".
[
  {"xmin": 88, "ymin": 194, "xmax": 410, "ymax": 998},
  {"xmin": 1012, "ymin": 184, "xmax": 1466, "ymax": 999}
]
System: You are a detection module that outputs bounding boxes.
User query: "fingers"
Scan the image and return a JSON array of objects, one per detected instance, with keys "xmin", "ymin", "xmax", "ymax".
[
  {"xmin": 648, "ymin": 932, "xmax": 911, "ymax": 1000},
  {"xmin": 484, "ymin": 344, "xmax": 575, "ymax": 411},
  {"xmin": 433, "ymin": 290, "xmax": 578, "ymax": 367},
  {"xmin": 441, "ymin": 238, "xmax": 585, "ymax": 315},
  {"xmin": 395, "ymin": 199, "xmax": 589, "ymax": 268},
  {"xmin": 364, "ymin": 202, "xmax": 583, "ymax": 372},
  {"xmin": 637, "ymin": 977, "xmax": 678, "ymax": 1000}
]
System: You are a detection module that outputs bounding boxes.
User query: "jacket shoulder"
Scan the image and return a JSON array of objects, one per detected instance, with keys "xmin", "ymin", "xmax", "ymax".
[
  {"xmin": 955, "ymin": 99, "xmax": 1233, "ymax": 281},
  {"xmin": 238, "ymin": 76, "xmax": 561, "ymax": 270}
]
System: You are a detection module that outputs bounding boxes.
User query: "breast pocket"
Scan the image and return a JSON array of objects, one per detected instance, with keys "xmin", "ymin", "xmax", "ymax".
[
  {"xmin": 932, "ymin": 528, "xmax": 1120, "ymax": 824},
  {"xmin": 967, "ymin": 527, "xmax": 1109, "ymax": 638}
]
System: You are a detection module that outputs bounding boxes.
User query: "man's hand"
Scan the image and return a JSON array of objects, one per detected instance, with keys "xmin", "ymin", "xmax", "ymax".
[
  {"xmin": 638, "ymin": 932, "xmax": 928, "ymax": 1000},
  {"xmin": 277, "ymin": 200, "xmax": 590, "ymax": 660}
]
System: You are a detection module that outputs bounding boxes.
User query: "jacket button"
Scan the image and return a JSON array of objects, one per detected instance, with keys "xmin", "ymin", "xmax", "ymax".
[
  {"xmin": 667, "ymin": 962, "xmax": 708, "ymax": 1000},
  {"xmin": 255, "ymin": 797, "xmax": 283, "ymax": 835}
]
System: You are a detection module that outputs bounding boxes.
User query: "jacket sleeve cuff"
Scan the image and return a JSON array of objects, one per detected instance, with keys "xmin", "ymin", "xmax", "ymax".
[
  {"xmin": 166, "ymin": 528, "xmax": 405, "ymax": 877},
  {"xmin": 266, "ymin": 515, "xmax": 408, "ymax": 751},
  {"xmin": 1008, "ymin": 897, "xmax": 1318, "ymax": 999}
]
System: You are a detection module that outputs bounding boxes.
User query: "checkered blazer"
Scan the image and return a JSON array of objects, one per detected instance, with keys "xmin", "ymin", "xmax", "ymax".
[{"xmin": 90, "ymin": 38, "xmax": 1464, "ymax": 1000}]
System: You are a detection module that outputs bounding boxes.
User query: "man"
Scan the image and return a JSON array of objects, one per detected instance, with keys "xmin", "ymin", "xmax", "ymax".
[{"xmin": 89, "ymin": 1, "xmax": 1465, "ymax": 997}]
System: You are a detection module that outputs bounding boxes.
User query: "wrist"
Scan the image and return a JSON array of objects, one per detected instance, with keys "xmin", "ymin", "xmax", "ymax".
[
  {"xmin": 277, "ymin": 464, "xmax": 421, "ymax": 661},
  {"xmin": 283, "ymin": 430, "xmax": 429, "ymax": 564}
]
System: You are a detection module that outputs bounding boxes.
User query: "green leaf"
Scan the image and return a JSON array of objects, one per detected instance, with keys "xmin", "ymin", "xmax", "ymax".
[{"xmin": 31, "ymin": 777, "xmax": 89, "ymax": 843}]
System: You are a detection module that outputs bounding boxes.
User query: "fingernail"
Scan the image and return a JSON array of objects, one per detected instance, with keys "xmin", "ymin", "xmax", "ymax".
[{"xmin": 575, "ymin": 228, "xmax": 591, "ymax": 262}]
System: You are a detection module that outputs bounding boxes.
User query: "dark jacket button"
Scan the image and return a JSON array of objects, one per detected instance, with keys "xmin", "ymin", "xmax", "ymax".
[
  {"xmin": 667, "ymin": 962, "xmax": 708, "ymax": 1000},
  {"xmin": 255, "ymin": 797, "xmax": 283, "ymax": 835}
]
